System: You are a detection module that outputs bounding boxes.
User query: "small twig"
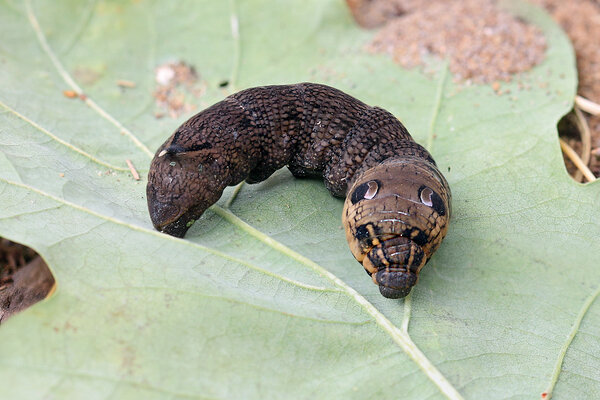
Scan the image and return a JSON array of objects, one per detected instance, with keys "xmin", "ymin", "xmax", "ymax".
[
  {"xmin": 116, "ymin": 80, "xmax": 136, "ymax": 88},
  {"xmin": 571, "ymin": 106, "xmax": 592, "ymax": 182},
  {"xmin": 575, "ymin": 95, "xmax": 600, "ymax": 116},
  {"xmin": 559, "ymin": 139, "xmax": 596, "ymax": 182},
  {"xmin": 63, "ymin": 90, "xmax": 77, "ymax": 98},
  {"xmin": 125, "ymin": 159, "xmax": 140, "ymax": 181}
]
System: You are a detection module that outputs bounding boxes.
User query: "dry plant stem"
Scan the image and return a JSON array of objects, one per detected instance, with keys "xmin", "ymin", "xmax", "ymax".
[
  {"xmin": 117, "ymin": 80, "xmax": 136, "ymax": 88},
  {"xmin": 575, "ymin": 95, "xmax": 600, "ymax": 116},
  {"xmin": 559, "ymin": 139, "xmax": 596, "ymax": 182},
  {"xmin": 571, "ymin": 106, "xmax": 592, "ymax": 182},
  {"xmin": 126, "ymin": 159, "xmax": 140, "ymax": 181}
]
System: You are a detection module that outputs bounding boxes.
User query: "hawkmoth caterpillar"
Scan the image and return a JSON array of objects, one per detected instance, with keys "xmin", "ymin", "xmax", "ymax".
[{"xmin": 147, "ymin": 83, "xmax": 451, "ymax": 298}]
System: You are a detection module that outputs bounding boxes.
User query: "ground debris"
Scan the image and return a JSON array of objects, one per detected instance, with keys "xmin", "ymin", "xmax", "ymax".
[
  {"xmin": 0, "ymin": 238, "xmax": 54, "ymax": 323},
  {"xmin": 153, "ymin": 61, "xmax": 206, "ymax": 119},
  {"xmin": 532, "ymin": 0, "xmax": 600, "ymax": 177},
  {"xmin": 365, "ymin": 0, "xmax": 546, "ymax": 84}
]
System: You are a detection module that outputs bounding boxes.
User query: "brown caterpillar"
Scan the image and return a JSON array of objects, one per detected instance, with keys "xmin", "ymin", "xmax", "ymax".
[{"xmin": 147, "ymin": 83, "xmax": 451, "ymax": 298}]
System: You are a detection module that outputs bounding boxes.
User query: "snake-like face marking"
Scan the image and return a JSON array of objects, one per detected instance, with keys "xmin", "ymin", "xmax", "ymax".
[
  {"xmin": 419, "ymin": 185, "xmax": 447, "ymax": 216},
  {"xmin": 350, "ymin": 180, "xmax": 380, "ymax": 204},
  {"xmin": 419, "ymin": 186, "xmax": 434, "ymax": 206},
  {"xmin": 343, "ymin": 158, "xmax": 451, "ymax": 298},
  {"xmin": 147, "ymin": 83, "xmax": 451, "ymax": 298}
]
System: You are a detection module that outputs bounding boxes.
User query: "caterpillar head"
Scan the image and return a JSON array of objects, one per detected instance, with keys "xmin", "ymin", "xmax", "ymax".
[
  {"xmin": 146, "ymin": 141, "xmax": 227, "ymax": 238},
  {"xmin": 342, "ymin": 157, "xmax": 451, "ymax": 298}
]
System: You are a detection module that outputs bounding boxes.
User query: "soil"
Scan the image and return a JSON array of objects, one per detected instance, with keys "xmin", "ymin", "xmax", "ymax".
[
  {"xmin": 347, "ymin": 0, "xmax": 600, "ymax": 180},
  {"xmin": 532, "ymin": 0, "xmax": 600, "ymax": 178},
  {"xmin": 366, "ymin": 0, "xmax": 547, "ymax": 84},
  {"xmin": 0, "ymin": 238, "xmax": 55, "ymax": 323}
]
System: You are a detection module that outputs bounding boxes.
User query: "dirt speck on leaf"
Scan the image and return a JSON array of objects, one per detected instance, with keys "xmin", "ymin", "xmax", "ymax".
[
  {"xmin": 63, "ymin": 90, "xmax": 78, "ymax": 98},
  {"xmin": 117, "ymin": 79, "xmax": 136, "ymax": 88},
  {"xmin": 153, "ymin": 61, "xmax": 206, "ymax": 119}
]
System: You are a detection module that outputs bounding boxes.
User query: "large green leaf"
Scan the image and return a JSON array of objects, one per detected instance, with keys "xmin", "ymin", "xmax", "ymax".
[{"xmin": 1, "ymin": 0, "xmax": 598, "ymax": 398}]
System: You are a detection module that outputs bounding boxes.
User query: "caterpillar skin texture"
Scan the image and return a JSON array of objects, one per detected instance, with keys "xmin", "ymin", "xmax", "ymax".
[{"xmin": 147, "ymin": 83, "xmax": 451, "ymax": 298}]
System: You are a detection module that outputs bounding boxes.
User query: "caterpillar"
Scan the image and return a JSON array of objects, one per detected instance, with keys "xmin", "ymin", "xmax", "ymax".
[{"xmin": 147, "ymin": 83, "xmax": 451, "ymax": 298}]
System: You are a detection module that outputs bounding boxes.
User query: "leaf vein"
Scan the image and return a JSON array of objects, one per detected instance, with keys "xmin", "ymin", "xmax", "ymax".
[
  {"xmin": 0, "ymin": 362, "xmax": 220, "ymax": 400},
  {"xmin": 24, "ymin": 0, "xmax": 153, "ymax": 159},
  {"xmin": 102, "ymin": 286, "xmax": 370, "ymax": 325},
  {"xmin": 228, "ymin": 0, "xmax": 241, "ymax": 92},
  {"xmin": 210, "ymin": 205, "xmax": 464, "ymax": 400},
  {"xmin": 0, "ymin": 99, "xmax": 128, "ymax": 172},
  {"xmin": 544, "ymin": 286, "xmax": 600, "ymax": 399},
  {"xmin": 0, "ymin": 177, "xmax": 336, "ymax": 294}
]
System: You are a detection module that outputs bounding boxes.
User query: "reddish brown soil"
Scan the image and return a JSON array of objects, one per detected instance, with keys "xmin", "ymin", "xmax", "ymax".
[
  {"xmin": 532, "ymin": 0, "xmax": 600, "ymax": 178},
  {"xmin": 366, "ymin": 0, "xmax": 547, "ymax": 83},
  {"xmin": 347, "ymin": 0, "xmax": 600, "ymax": 180},
  {"xmin": 0, "ymin": 238, "xmax": 54, "ymax": 323}
]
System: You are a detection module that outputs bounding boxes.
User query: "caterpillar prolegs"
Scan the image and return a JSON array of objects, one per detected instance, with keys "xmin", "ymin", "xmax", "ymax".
[{"xmin": 147, "ymin": 83, "xmax": 451, "ymax": 298}]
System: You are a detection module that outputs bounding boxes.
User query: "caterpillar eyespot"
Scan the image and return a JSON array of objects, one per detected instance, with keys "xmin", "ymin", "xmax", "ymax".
[
  {"xmin": 420, "ymin": 187, "xmax": 434, "ymax": 207},
  {"xmin": 418, "ymin": 185, "xmax": 446, "ymax": 216},
  {"xmin": 351, "ymin": 180, "xmax": 380, "ymax": 204},
  {"xmin": 364, "ymin": 181, "xmax": 379, "ymax": 199},
  {"xmin": 147, "ymin": 83, "xmax": 451, "ymax": 298}
]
